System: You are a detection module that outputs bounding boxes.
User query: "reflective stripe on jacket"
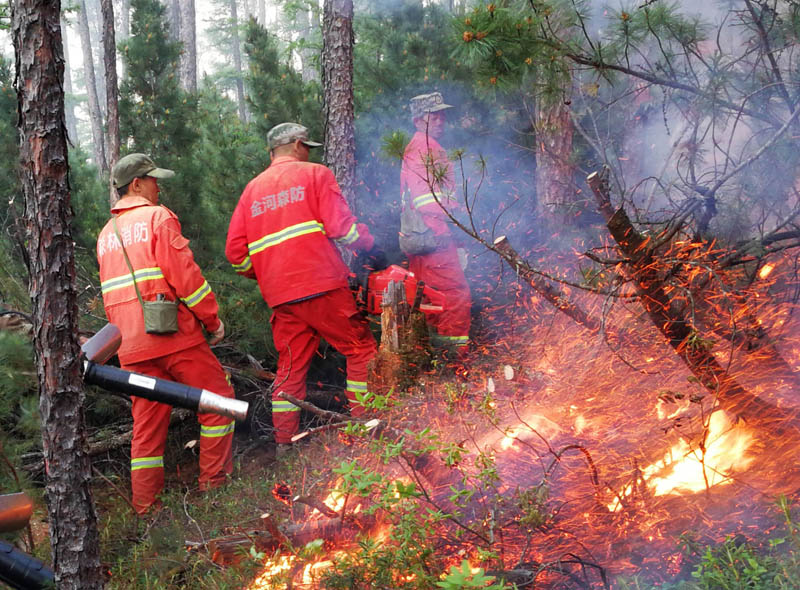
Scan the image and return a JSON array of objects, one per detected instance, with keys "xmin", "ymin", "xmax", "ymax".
[
  {"xmin": 97, "ymin": 196, "xmax": 221, "ymax": 364},
  {"xmin": 225, "ymin": 155, "xmax": 374, "ymax": 307}
]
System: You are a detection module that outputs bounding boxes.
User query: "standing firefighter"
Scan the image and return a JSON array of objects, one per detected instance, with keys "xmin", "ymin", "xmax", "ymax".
[
  {"xmin": 96, "ymin": 154, "xmax": 235, "ymax": 514},
  {"xmin": 400, "ymin": 92, "xmax": 471, "ymax": 359},
  {"xmin": 226, "ymin": 123, "xmax": 383, "ymax": 454}
]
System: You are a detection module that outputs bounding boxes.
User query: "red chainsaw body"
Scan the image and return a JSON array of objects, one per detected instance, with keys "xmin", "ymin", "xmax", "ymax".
[{"xmin": 366, "ymin": 265, "xmax": 445, "ymax": 315}]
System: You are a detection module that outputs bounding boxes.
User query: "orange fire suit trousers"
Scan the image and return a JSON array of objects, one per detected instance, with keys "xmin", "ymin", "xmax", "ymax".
[
  {"xmin": 270, "ymin": 287, "xmax": 377, "ymax": 444},
  {"xmin": 408, "ymin": 244, "xmax": 471, "ymax": 352},
  {"xmin": 124, "ymin": 343, "xmax": 235, "ymax": 514}
]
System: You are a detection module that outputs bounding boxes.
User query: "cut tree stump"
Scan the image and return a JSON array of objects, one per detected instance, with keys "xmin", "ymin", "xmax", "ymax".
[{"xmin": 368, "ymin": 279, "xmax": 430, "ymax": 395}]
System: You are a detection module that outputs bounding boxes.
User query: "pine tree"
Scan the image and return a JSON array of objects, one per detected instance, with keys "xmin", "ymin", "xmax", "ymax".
[
  {"xmin": 118, "ymin": 0, "xmax": 201, "ymax": 223},
  {"xmin": 12, "ymin": 0, "xmax": 103, "ymax": 585},
  {"xmin": 244, "ymin": 17, "xmax": 322, "ymax": 141}
]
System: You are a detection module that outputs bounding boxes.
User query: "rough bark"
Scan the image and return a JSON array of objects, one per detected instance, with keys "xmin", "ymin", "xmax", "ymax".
[
  {"xmin": 100, "ymin": 0, "xmax": 120, "ymax": 205},
  {"xmin": 178, "ymin": 0, "xmax": 197, "ymax": 92},
  {"xmin": 586, "ymin": 170, "xmax": 799, "ymax": 432},
  {"xmin": 535, "ymin": 97, "xmax": 575, "ymax": 224},
  {"xmin": 77, "ymin": 0, "xmax": 108, "ymax": 172},
  {"xmin": 230, "ymin": 0, "xmax": 247, "ymax": 122},
  {"xmin": 60, "ymin": 16, "xmax": 79, "ymax": 145},
  {"xmin": 321, "ymin": 0, "xmax": 355, "ymax": 204},
  {"xmin": 11, "ymin": 1, "xmax": 103, "ymax": 587}
]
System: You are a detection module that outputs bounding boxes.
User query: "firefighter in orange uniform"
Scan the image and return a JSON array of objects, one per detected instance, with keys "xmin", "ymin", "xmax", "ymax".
[
  {"xmin": 97, "ymin": 153, "xmax": 235, "ymax": 514},
  {"xmin": 401, "ymin": 92, "xmax": 471, "ymax": 359},
  {"xmin": 226, "ymin": 123, "xmax": 383, "ymax": 453}
]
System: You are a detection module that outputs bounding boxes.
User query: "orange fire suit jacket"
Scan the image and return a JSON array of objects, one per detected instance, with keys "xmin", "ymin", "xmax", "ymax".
[
  {"xmin": 400, "ymin": 131, "xmax": 461, "ymax": 241},
  {"xmin": 225, "ymin": 155, "xmax": 374, "ymax": 306},
  {"xmin": 97, "ymin": 196, "xmax": 222, "ymax": 365}
]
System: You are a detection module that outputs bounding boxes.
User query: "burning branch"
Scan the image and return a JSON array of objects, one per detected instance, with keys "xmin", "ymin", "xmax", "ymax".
[
  {"xmin": 493, "ymin": 235, "xmax": 599, "ymax": 331},
  {"xmin": 586, "ymin": 168, "xmax": 800, "ymax": 433}
]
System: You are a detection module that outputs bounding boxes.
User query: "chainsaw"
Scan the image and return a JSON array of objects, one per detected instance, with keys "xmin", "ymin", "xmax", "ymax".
[{"xmin": 351, "ymin": 263, "xmax": 446, "ymax": 315}]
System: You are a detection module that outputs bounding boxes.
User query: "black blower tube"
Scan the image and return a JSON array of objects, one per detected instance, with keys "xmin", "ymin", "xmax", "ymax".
[
  {"xmin": 0, "ymin": 540, "xmax": 54, "ymax": 590},
  {"xmin": 83, "ymin": 361, "xmax": 249, "ymax": 422}
]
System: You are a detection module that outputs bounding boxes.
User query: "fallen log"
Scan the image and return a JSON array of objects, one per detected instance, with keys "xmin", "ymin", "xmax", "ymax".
[
  {"xmin": 587, "ymin": 169, "xmax": 800, "ymax": 432},
  {"xmin": 203, "ymin": 514, "xmax": 378, "ymax": 565}
]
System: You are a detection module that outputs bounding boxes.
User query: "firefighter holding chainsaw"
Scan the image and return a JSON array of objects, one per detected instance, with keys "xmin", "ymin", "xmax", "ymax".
[
  {"xmin": 226, "ymin": 123, "xmax": 385, "ymax": 454},
  {"xmin": 96, "ymin": 153, "xmax": 235, "ymax": 514},
  {"xmin": 401, "ymin": 92, "xmax": 471, "ymax": 360}
]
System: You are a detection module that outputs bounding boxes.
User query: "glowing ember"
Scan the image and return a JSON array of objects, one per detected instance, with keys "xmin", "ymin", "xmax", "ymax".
[
  {"xmin": 272, "ymin": 483, "xmax": 291, "ymax": 505},
  {"xmin": 759, "ymin": 263, "xmax": 775, "ymax": 279},
  {"xmin": 609, "ymin": 410, "xmax": 755, "ymax": 512}
]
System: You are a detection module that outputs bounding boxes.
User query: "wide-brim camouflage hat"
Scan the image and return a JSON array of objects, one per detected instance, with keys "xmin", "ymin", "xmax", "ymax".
[
  {"xmin": 112, "ymin": 153, "xmax": 175, "ymax": 188},
  {"xmin": 267, "ymin": 122, "xmax": 323, "ymax": 151},
  {"xmin": 409, "ymin": 92, "xmax": 453, "ymax": 119}
]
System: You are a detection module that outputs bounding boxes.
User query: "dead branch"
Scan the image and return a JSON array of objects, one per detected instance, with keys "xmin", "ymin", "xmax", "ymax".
[
  {"xmin": 493, "ymin": 236, "xmax": 599, "ymax": 331},
  {"xmin": 292, "ymin": 495, "xmax": 339, "ymax": 518}
]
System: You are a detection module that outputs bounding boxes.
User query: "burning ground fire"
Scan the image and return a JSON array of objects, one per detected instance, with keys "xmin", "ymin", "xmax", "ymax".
[
  {"xmin": 606, "ymin": 410, "xmax": 755, "ymax": 511},
  {"xmin": 243, "ymin": 253, "xmax": 800, "ymax": 588}
]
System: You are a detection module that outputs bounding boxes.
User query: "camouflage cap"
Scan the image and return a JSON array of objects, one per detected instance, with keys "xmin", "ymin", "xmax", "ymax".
[
  {"xmin": 409, "ymin": 92, "xmax": 453, "ymax": 119},
  {"xmin": 112, "ymin": 153, "xmax": 175, "ymax": 188},
  {"xmin": 267, "ymin": 122, "xmax": 323, "ymax": 151}
]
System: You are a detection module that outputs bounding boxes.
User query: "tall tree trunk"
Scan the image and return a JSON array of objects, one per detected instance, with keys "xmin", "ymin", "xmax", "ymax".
[
  {"xmin": 60, "ymin": 15, "xmax": 79, "ymax": 145},
  {"xmin": 117, "ymin": 0, "xmax": 130, "ymax": 39},
  {"xmin": 167, "ymin": 0, "xmax": 180, "ymax": 40},
  {"xmin": 100, "ymin": 0, "xmax": 120, "ymax": 204},
  {"xmin": 88, "ymin": 0, "xmax": 107, "ymax": 116},
  {"xmin": 116, "ymin": 0, "xmax": 130, "ymax": 79},
  {"xmin": 296, "ymin": 4, "xmax": 319, "ymax": 83},
  {"xmin": 230, "ymin": 0, "xmax": 247, "ymax": 122},
  {"xmin": 321, "ymin": 0, "xmax": 355, "ymax": 204},
  {"xmin": 257, "ymin": 0, "xmax": 265, "ymax": 25},
  {"xmin": 11, "ymin": 2, "xmax": 104, "ymax": 588},
  {"xmin": 77, "ymin": 0, "xmax": 108, "ymax": 173},
  {"xmin": 535, "ymin": 96, "xmax": 575, "ymax": 225},
  {"xmin": 178, "ymin": 0, "xmax": 197, "ymax": 92}
]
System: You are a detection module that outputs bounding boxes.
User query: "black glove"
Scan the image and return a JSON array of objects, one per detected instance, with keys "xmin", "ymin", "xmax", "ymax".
[{"xmin": 364, "ymin": 246, "xmax": 388, "ymax": 272}]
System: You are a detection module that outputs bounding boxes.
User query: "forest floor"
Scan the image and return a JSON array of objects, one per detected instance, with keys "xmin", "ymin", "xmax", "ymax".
[{"xmin": 19, "ymin": 286, "xmax": 800, "ymax": 589}]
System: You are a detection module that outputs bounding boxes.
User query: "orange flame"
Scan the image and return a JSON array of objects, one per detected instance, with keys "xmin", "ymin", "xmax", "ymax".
[{"xmin": 609, "ymin": 410, "xmax": 754, "ymax": 512}]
